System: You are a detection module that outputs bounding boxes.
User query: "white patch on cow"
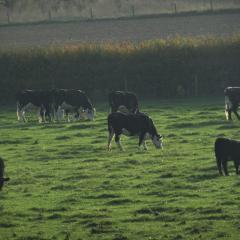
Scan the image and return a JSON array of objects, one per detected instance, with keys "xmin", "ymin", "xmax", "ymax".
[
  {"xmin": 16, "ymin": 104, "xmax": 22, "ymax": 121},
  {"xmin": 143, "ymin": 141, "xmax": 148, "ymax": 150},
  {"xmin": 79, "ymin": 110, "xmax": 87, "ymax": 120},
  {"xmin": 122, "ymin": 128, "xmax": 130, "ymax": 136},
  {"xmin": 37, "ymin": 109, "xmax": 42, "ymax": 123},
  {"xmin": 85, "ymin": 108, "xmax": 95, "ymax": 121},
  {"xmin": 117, "ymin": 105, "xmax": 130, "ymax": 114},
  {"xmin": 152, "ymin": 135, "xmax": 163, "ymax": 149},
  {"xmin": 225, "ymin": 96, "xmax": 232, "ymax": 110},
  {"xmin": 56, "ymin": 107, "xmax": 64, "ymax": 121},
  {"xmin": 144, "ymin": 133, "xmax": 151, "ymax": 140},
  {"xmin": 18, "ymin": 103, "xmax": 41, "ymax": 122},
  {"xmin": 225, "ymin": 96, "xmax": 232, "ymax": 120}
]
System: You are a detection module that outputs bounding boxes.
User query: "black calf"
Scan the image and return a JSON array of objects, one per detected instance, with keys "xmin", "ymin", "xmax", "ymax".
[{"xmin": 215, "ymin": 137, "xmax": 240, "ymax": 176}]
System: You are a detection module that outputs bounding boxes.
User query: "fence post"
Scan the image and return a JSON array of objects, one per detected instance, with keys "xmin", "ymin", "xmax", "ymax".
[
  {"xmin": 172, "ymin": 3, "xmax": 177, "ymax": 14},
  {"xmin": 48, "ymin": 10, "xmax": 52, "ymax": 21},
  {"xmin": 131, "ymin": 5, "xmax": 135, "ymax": 17},
  {"xmin": 210, "ymin": 0, "xmax": 213, "ymax": 11},
  {"xmin": 90, "ymin": 8, "xmax": 93, "ymax": 19},
  {"xmin": 6, "ymin": 7, "xmax": 10, "ymax": 24}
]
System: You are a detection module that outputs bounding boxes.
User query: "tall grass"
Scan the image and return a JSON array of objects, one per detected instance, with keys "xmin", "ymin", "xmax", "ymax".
[{"xmin": 0, "ymin": 35, "xmax": 239, "ymax": 101}]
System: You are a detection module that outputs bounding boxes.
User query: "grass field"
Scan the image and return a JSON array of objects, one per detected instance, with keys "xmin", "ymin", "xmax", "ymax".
[{"xmin": 0, "ymin": 97, "xmax": 240, "ymax": 240}]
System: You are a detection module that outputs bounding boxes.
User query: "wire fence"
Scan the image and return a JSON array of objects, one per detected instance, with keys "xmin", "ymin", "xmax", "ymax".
[{"xmin": 0, "ymin": 0, "xmax": 240, "ymax": 25}]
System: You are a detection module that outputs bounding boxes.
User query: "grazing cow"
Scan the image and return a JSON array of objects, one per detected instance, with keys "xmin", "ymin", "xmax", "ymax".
[
  {"xmin": 16, "ymin": 89, "xmax": 53, "ymax": 123},
  {"xmin": 53, "ymin": 89, "xmax": 95, "ymax": 122},
  {"xmin": 109, "ymin": 91, "xmax": 139, "ymax": 113},
  {"xmin": 224, "ymin": 87, "xmax": 240, "ymax": 120},
  {"xmin": 215, "ymin": 137, "xmax": 240, "ymax": 176},
  {"xmin": 0, "ymin": 157, "xmax": 10, "ymax": 191},
  {"xmin": 108, "ymin": 112, "xmax": 163, "ymax": 151}
]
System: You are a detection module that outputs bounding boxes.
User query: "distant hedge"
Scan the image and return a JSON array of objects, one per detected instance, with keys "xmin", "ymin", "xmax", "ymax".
[{"xmin": 0, "ymin": 35, "xmax": 239, "ymax": 101}]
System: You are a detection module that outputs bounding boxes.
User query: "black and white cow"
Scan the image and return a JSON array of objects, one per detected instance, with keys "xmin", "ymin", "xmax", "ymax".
[
  {"xmin": 16, "ymin": 89, "xmax": 53, "ymax": 123},
  {"xmin": 224, "ymin": 87, "xmax": 240, "ymax": 120},
  {"xmin": 53, "ymin": 89, "xmax": 95, "ymax": 121},
  {"xmin": 215, "ymin": 137, "xmax": 240, "ymax": 176},
  {"xmin": 107, "ymin": 112, "xmax": 163, "ymax": 151},
  {"xmin": 109, "ymin": 91, "xmax": 139, "ymax": 113},
  {"xmin": 0, "ymin": 157, "xmax": 10, "ymax": 191}
]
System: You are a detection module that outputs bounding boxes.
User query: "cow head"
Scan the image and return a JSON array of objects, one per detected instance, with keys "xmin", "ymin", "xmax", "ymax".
[
  {"xmin": 151, "ymin": 134, "xmax": 163, "ymax": 149},
  {"xmin": 83, "ymin": 108, "xmax": 96, "ymax": 121}
]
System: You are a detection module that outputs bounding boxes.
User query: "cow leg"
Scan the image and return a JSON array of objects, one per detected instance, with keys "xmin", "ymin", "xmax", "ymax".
[
  {"xmin": 115, "ymin": 134, "xmax": 123, "ymax": 151},
  {"xmin": 216, "ymin": 157, "xmax": 223, "ymax": 175},
  {"xmin": 21, "ymin": 103, "xmax": 33, "ymax": 122},
  {"xmin": 21, "ymin": 110, "xmax": 27, "ymax": 122},
  {"xmin": 108, "ymin": 130, "xmax": 115, "ymax": 151},
  {"xmin": 38, "ymin": 109, "xmax": 42, "ymax": 123},
  {"xmin": 66, "ymin": 110, "xmax": 70, "ymax": 122},
  {"xmin": 234, "ymin": 159, "xmax": 240, "ymax": 175},
  {"xmin": 225, "ymin": 96, "xmax": 233, "ymax": 120},
  {"xmin": 222, "ymin": 161, "xmax": 228, "ymax": 176},
  {"xmin": 138, "ymin": 132, "xmax": 146, "ymax": 149},
  {"xmin": 56, "ymin": 107, "xmax": 63, "ymax": 121},
  {"xmin": 16, "ymin": 102, "xmax": 22, "ymax": 121},
  {"xmin": 38, "ymin": 108, "xmax": 44, "ymax": 123},
  {"xmin": 17, "ymin": 109, "xmax": 24, "ymax": 122},
  {"xmin": 225, "ymin": 109, "xmax": 232, "ymax": 121},
  {"xmin": 233, "ymin": 108, "xmax": 240, "ymax": 120}
]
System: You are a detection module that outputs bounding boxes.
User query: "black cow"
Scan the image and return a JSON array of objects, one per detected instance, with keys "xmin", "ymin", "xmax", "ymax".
[
  {"xmin": 224, "ymin": 87, "xmax": 240, "ymax": 120},
  {"xmin": 215, "ymin": 137, "xmax": 240, "ymax": 176},
  {"xmin": 109, "ymin": 91, "xmax": 139, "ymax": 113},
  {"xmin": 16, "ymin": 89, "xmax": 53, "ymax": 123},
  {"xmin": 53, "ymin": 89, "xmax": 95, "ymax": 121},
  {"xmin": 0, "ymin": 157, "xmax": 10, "ymax": 191},
  {"xmin": 107, "ymin": 112, "xmax": 163, "ymax": 151}
]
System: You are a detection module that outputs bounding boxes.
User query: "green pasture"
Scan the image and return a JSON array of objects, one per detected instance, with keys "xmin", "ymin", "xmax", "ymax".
[{"xmin": 0, "ymin": 97, "xmax": 240, "ymax": 240}]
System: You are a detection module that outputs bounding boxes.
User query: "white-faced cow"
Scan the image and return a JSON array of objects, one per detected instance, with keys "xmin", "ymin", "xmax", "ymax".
[
  {"xmin": 53, "ymin": 89, "xmax": 95, "ymax": 122},
  {"xmin": 224, "ymin": 87, "xmax": 240, "ymax": 120},
  {"xmin": 215, "ymin": 137, "xmax": 240, "ymax": 176},
  {"xmin": 109, "ymin": 91, "xmax": 139, "ymax": 113},
  {"xmin": 16, "ymin": 90, "xmax": 53, "ymax": 123},
  {"xmin": 0, "ymin": 157, "xmax": 10, "ymax": 191},
  {"xmin": 108, "ymin": 112, "xmax": 163, "ymax": 151}
]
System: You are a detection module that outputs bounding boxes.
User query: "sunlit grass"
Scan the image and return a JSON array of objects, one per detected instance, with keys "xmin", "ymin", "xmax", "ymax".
[{"xmin": 0, "ymin": 97, "xmax": 240, "ymax": 239}]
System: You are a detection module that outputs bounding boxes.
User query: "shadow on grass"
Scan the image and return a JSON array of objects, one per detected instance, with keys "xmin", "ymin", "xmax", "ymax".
[
  {"xmin": 68, "ymin": 124, "xmax": 94, "ymax": 130},
  {"xmin": 55, "ymin": 135, "xmax": 71, "ymax": 140},
  {"xmin": 186, "ymin": 173, "xmax": 219, "ymax": 182},
  {"xmin": 106, "ymin": 198, "xmax": 133, "ymax": 206},
  {"xmin": 168, "ymin": 120, "xmax": 226, "ymax": 129}
]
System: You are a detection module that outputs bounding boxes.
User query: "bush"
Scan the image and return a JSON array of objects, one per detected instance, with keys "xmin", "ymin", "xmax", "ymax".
[{"xmin": 0, "ymin": 35, "xmax": 239, "ymax": 101}]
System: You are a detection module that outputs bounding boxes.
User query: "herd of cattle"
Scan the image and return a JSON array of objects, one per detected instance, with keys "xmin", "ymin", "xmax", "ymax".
[{"xmin": 0, "ymin": 86, "xmax": 240, "ymax": 191}]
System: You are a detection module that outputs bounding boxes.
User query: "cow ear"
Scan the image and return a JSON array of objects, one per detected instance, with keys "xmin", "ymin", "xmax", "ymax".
[{"xmin": 158, "ymin": 134, "xmax": 163, "ymax": 139}]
